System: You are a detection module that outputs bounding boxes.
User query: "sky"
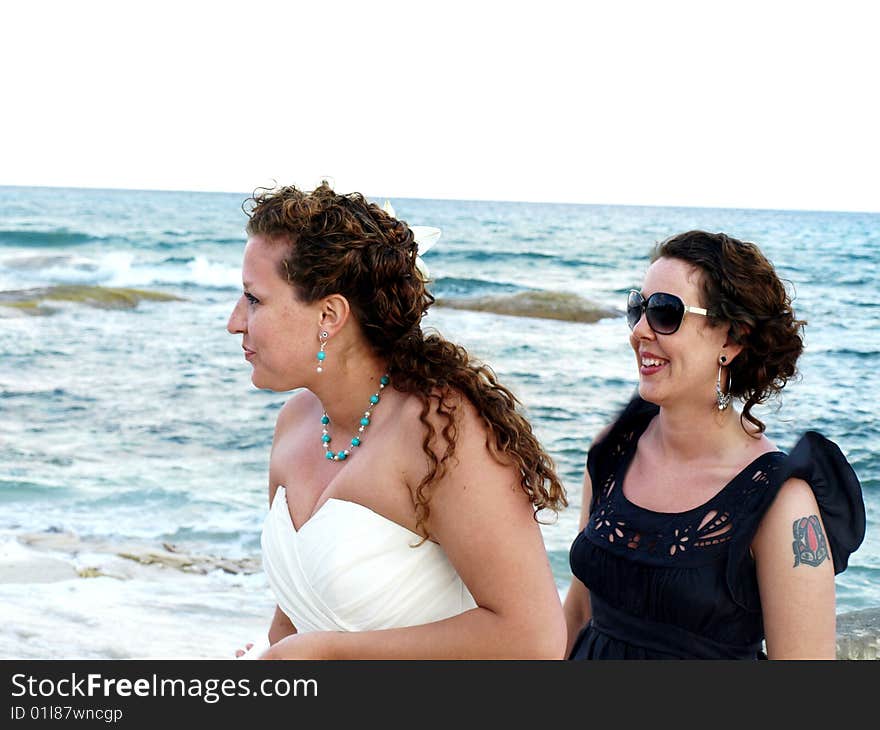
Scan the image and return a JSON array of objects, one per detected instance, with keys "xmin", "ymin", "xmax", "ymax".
[{"xmin": 1, "ymin": 0, "xmax": 878, "ymax": 212}]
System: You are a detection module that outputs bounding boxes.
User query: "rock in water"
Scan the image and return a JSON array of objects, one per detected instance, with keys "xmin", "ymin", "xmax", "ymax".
[
  {"xmin": 0, "ymin": 285, "xmax": 184, "ymax": 315},
  {"xmin": 436, "ymin": 290, "xmax": 620, "ymax": 323},
  {"xmin": 837, "ymin": 607, "xmax": 880, "ymax": 659}
]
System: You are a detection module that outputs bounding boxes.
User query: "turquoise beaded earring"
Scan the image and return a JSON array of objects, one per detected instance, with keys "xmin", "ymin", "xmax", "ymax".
[{"xmin": 316, "ymin": 331, "xmax": 328, "ymax": 373}]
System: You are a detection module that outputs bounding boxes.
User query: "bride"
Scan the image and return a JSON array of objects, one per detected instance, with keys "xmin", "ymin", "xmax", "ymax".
[{"xmin": 228, "ymin": 183, "xmax": 568, "ymax": 659}]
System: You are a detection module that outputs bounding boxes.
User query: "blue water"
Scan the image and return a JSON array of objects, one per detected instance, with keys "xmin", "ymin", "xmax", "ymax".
[{"xmin": 0, "ymin": 185, "xmax": 876, "ymax": 656}]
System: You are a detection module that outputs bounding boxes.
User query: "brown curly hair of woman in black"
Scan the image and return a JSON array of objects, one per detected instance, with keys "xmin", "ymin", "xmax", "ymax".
[
  {"xmin": 243, "ymin": 182, "xmax": 567, "ymax": 539},
  {"xmin": 652, "ymin": 230, "xmax": 806, "ymax": 434}
]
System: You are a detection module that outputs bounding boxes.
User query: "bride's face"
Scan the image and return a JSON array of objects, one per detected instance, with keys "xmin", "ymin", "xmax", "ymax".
[{"xmin": 227, "ymin": 235, "xmax": 322, "ymax": 391}]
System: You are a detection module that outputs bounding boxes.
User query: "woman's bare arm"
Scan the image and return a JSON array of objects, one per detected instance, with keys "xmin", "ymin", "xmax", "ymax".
[{"xmin": 753, "ymin": 477, "xmax": 836, "ymax": 659}]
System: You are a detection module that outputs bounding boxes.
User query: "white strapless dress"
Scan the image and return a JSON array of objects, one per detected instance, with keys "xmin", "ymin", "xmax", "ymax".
[{"xmin": 260, "ymin": 485, "xmax": 477, "ymax": 633}]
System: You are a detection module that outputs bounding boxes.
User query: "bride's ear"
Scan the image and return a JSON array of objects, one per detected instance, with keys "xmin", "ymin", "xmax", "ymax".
[{"xmin": 317, "ymin": 294, "xmax": 351, "ymax": 335}]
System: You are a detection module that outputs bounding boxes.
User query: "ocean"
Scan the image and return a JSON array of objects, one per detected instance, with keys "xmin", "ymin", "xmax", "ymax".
[{"xmin": 0, "ymin": 185, "xmax": 876, "ymax": 658}]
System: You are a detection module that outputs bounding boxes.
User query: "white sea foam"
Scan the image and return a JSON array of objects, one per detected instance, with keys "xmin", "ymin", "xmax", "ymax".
[
  {"xmin": 104, "ymin": 254, "xmax": 239, "ymax": 290},
  {"xmin": 0, "ymin": 535, "xmax": 273, "ymax": 659},
  {"xmin": 186, "ymin": 256, "xmax": 241, "ymax": 289},
  {"xmin": 0, "ymin": 250, "xmax": 240, "ymax": 292}
]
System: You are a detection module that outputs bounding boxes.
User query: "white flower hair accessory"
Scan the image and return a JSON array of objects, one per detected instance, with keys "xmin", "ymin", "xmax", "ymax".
[{"xmin": 382, "ymin": 200, "xmax": 440, "ymax": 282}]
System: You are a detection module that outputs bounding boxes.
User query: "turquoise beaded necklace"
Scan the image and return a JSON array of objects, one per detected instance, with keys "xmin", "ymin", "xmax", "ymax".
[{"xmin": 321, "ymin": 375, "xmax": 389, "ymax": 462}]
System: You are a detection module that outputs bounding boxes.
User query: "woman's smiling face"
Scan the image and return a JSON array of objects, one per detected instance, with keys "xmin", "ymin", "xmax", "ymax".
[
  {"xmin": 226, "ymin": 234, "xmax": 322, "ymax": 392},
  {"xmin": 629, "ymin": 256, "xmax": 730, "ymax": 409}
]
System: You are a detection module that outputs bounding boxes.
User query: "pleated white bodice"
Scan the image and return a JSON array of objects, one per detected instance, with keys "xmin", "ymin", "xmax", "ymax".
[{"xmin": 261, "ymin": 485, "xmax": 477, "ymax": 633}]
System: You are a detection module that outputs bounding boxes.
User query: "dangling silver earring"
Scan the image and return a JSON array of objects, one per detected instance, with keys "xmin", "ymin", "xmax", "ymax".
[
  {"xmin": 716, "ymin": 355, "xmax": 732, "ymax": 410},
  {"xmin": 316, "ymin": 331, "xmax": 329, "ymax": 373}
]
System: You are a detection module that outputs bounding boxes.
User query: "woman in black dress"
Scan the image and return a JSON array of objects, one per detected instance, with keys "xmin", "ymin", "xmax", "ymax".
[{"xmin": 564, "ymin": 231, "xmax": 865, "ymax": 659}]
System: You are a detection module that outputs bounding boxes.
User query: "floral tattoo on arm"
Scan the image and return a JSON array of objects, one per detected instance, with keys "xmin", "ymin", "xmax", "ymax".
[{"xmin": 792, "ymin": 515, "xmax": 828, "ymax": 568}]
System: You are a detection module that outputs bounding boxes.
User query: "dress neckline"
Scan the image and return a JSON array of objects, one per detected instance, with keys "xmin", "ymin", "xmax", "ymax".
[
  {"xmin": 273, "ymin": 485, "xmax": 424, "ymax": 540},
  {"xmin": 615, "ymin": 412, "xmax": 783, "ymax": 517}
]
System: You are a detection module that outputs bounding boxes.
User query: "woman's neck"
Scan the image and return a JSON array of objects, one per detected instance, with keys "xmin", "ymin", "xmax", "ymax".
[
  {"xmin": 310, "ymin": 340, "xmax": 390, "ymax": 436},
  {"xmin": 651, "ymin": 399, "xmax": 750, "ymax": 463}
]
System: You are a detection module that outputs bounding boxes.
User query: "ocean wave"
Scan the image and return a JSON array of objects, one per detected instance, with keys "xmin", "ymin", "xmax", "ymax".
[
  {"xmin": 445, "ymin": 249, "xmax": 559, "ymax": 263},
  {"xmin": 107, "ymin": 256, "xmax": 241, "ymax": 290},
  {"xmin": 510, "ymin": 233, "xmax": 546, "ymax": 243},
  {"xmin": 502, "ymin": 371, "xmax": 542, "ymax": 382},
  {"xmin": 430, "ymin": 276, "xmax": 524, "ymax": 298},
  {"xmin": 435, "ymin": 290, "xmax": 620, "ymax": 323},
  {"xmin": 442, "ymin": 249, "xmax": 597, "ymax": 270},
  {"xmin": 160, "ymin": 526, "xmax": 255, "ymax": 545},
  {"xmin": 0, "ymin": 250, "xmax": 241, "ymax": 292},
  {"xmin": 0, "ymin": 387, "xmax": 96, "ymax": 403},
  {"xmin": 837, "ymin": 252, "xmax": 879, "ymax": 262},
  {"xmin": 833, "ymin": 276, "xmax": 875, "ymax": 286},
  {"xmin": 0, "ymin": 480, "xmax": 72, "ymax": 499},
  {"xmin": 525, "ymin": 405, "xmax": 585, "ymax": 422},
  {"xmin": 0, "ymin": 250, "xmax": 136, "ymax": 288},
  {"xmin": 87, "ymin": 487, "xmax": 195, "ymax": 509},
  {"xmin": 839, "ymin": 564, "xmax": 880, "ymax": 582},
  {"xmin": 0, "ymin": 229, "xmax": 101, "ymax": 247},
  {"xmin": 0, "ymin": 253, "xmax": 99, "ymax": 272},
  {"xmin": 150, "ymin": 236, "xmax": 243, "ymax": 250},
  {"xmin": 809, "ymin": 346, "xmax": 876, "ymax": 357},
  {"xmin": 1, "ymin": 386, "xmax": 66, "ymax": 399}
]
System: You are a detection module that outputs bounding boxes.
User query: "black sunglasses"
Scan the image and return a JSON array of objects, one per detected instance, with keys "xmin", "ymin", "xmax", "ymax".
[{"xmin": 626, "ymin": 290, "xmax": 709, "ymax": 335}]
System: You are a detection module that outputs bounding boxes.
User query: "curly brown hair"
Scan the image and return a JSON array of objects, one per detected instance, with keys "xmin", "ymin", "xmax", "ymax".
[
  {"xmin": 652, "ymin": 230, "xmax": 806, "ymax": 434},
  {"xmin": 244, "ymin": 182, "xmax": 567, "ymax": 537}
]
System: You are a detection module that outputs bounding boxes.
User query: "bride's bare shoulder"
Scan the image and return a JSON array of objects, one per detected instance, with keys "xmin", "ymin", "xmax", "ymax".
[{"xmin": 274, "ymin": 390, "xmax": 320, "ymax": 435}]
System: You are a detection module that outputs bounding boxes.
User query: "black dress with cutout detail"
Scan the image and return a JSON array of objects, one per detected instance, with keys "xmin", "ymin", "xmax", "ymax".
[{"xmin": 568, "ymin": 397, "xmax": 866, "ymax": 660}]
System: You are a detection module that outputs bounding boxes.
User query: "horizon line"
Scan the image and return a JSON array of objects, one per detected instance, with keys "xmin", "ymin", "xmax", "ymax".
[{"xmin": 1, "ymin": 182, "xmax": 878, "ymax": 217}]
